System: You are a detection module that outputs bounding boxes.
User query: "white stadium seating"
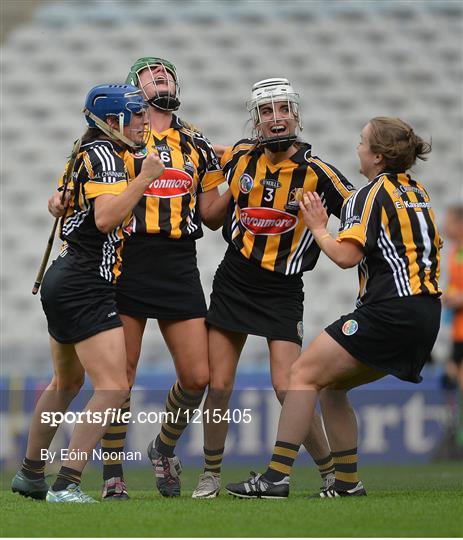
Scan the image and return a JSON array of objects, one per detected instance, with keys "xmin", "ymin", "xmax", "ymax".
[{"xmin": 2, "ymin": 0, "xmax": 461, "ymax": 374}]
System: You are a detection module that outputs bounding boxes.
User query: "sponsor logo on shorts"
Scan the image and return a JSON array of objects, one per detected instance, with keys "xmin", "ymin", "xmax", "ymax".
[
  {"xmin": 342, "ymin": 319, "xmax": 358, "ymax": 336},
  {"xmin": 107, "ymin": 311, "xmax": 117, "ymax": 318},
  {"xmin": 240, "ymin": 207, "xmax": 298, "ymax": 235},
  {"xmin": 297, "ymin": 321, "xmax": 304, "ymax": 339},
  {"xmin": 144, "ymin": 168, "xmax": 193, "ymax": 198},
  {"xmin": 239, "ymin": 174, "xmax": 254, "ymax": 194}
]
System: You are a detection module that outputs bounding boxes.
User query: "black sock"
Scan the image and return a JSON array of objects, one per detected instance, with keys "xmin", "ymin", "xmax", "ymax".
[
  {"xmin": 102, "ymin": 393, "xmax": 131, "ymax": 481},
  {"xmin": 203, "ymin": 447, "xmax": 224, "ymax": 475},
  {"xmin": 52, "ymin": 466, "xmax": 82, "ymax": 491},
  {"xmin": 333, "ymin": 448, "xmax": 359, "ymax": 491},
  {"xmin": 263, "ymin": 440, "xmax": 300, "ymax": 482},
  {"xmin": 21, "ymin": 457, "xmax": 46, "ymax": 480},
  {"xmin": 156, "ymin": 382, "xmax": 204, "ymax": 457}
]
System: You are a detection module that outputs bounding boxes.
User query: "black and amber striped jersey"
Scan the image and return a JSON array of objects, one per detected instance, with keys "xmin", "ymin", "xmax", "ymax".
[
  {"xmin": 58, "ymin": 140, "xmax": 130, "ymax": 283},
  {"xmin": 337, "ymin": 172, "xmax": 442, "ymax": 306},
  {"xmin": 124, "ymin": 115, "xmax": 225, "ymax": 239},
  {"xmin": 221, "ymin": 139, "xmax": 355, "ymax": 275}
]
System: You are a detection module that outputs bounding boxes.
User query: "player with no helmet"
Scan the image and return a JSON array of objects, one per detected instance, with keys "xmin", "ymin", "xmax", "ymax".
[
  {"xmin": 226, "ymin": 117, "xmax": 442, "ymax": 499},
  {"xmin": 192, "ymin": 78, "xmax": 356, "ymax": 499},
  {"xmin": 11, "ymin": 84, "xmax": 165, "ymax": 503}
]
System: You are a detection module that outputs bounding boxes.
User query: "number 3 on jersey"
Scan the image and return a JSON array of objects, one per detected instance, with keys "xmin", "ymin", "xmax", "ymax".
[{"xmin": 264, "ymin": 187, "xmax": 274, "ymax": 202}]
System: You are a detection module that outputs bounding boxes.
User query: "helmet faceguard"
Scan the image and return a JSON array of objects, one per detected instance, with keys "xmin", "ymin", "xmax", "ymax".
[
  {"xmin": 247, "ymin": 78, "xmax": 302, "ymax": 153},
  {"xmin": 83, "ymin": 84, "xmax": 150, "ymax": 150},
  {"xmin": 126, "ymin": 56, "xmax": 180, "ymax": 112}
]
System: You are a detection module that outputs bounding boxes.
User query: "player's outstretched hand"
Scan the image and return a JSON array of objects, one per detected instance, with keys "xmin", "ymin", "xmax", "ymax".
[{"xmin": 299, "ymin": 191, "xmax": 328, "ymax": 232}]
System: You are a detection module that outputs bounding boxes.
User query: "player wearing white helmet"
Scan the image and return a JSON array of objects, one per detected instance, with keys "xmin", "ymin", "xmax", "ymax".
[{"xmin": 192, "ymin": 78, "xmax": 355, "ymax": 499}]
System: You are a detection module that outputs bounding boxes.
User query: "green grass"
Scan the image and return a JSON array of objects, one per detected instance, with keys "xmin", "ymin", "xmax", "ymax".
[{"xmin": 1, "ymin": 462, "xmax": 462, "ymax": 537}]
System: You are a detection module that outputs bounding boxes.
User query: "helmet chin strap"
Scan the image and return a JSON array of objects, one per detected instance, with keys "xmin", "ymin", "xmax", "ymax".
[
  {"xmin": 147, "ymin": 92, "xmax": 180, "ymax": 112},
  {"xmin": 83, "ymin": 108, "xmax": 144, "ymax": 150},
  {"xmin": 259, "ymin": 134, "xmax": 298, "ymax": 153}
]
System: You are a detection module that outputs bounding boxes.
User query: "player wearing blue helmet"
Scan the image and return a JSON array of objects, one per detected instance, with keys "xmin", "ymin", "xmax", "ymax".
[{"xmin": 11, "ymin": 84, "xmax": 165, "ymax": 503}]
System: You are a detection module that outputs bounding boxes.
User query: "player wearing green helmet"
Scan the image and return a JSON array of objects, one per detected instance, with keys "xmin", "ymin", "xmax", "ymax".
[
  {"xmin": 126, "ymin": 57, "xmax": 180, "ymax": 112},
  {"xmin": 92, "ymin": 57, "xmax": 232, "ymax": 501}
]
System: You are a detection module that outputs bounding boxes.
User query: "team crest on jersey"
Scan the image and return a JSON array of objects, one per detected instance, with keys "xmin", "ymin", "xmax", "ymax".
[
  {"xmin": 144, "ymin": 168, "xmax": 193, "ymax": 198},
  {"xmin": 183, "ymin": 155, "xmax": 195, "ymax": 176},
  {"xmin": 285, "ymin": 187, "xmax": 304, "ymax": 210},
  {"xmin": 239, "ymin": 174, "xmax": 254, "ymax": 194},
  {"xmin": 297, "ymin": 321, "xmax": 304, "ymax": 340},
  {"xmin": 131, "ymin": 147, "xmax": 148, "ymax": 158},
  {"xmin": 342, "ymin": 320, "xmax": 358, "ymax": 336},
  {"xmin": 240, "ymin": 207, "xmax": 298, "ymax": 235}
]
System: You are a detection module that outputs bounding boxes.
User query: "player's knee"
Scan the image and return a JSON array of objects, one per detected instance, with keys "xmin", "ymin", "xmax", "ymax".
[
  {"xmin": 290, "ymin": 356, "xmax": 325, "ymax": 390},
  {"xmin": 96, "ymin": 387, "xmax": 130, "ymax": 409},
  {"xmin": 178, "ymin": 371, "xmax": 209, "ymax": 392},
  {"xmin": 53, "ymin": 374, "xmax": 85, "ymax": 396}
]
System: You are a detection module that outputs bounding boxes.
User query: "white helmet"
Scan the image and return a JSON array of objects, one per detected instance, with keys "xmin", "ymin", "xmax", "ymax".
[{"xmin": 247, "ymin": 78, "xmax": 302, "ymax": 151}]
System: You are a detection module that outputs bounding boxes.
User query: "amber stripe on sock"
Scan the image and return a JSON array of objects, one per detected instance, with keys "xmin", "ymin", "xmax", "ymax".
[
  {"xmin": 52, "ymin": 466, "xmax": 82, "ymax": 491},
  {"xmin": 102, "ymin": 395, "xmax": 131, "ymax": 480},
  {"xmin": 264, "ymin": 440, "xmax": 300, "ymax": 482},
  {"xmin": 203, "ymin": 446, "xmax": 224, "ymax": 474},
  {"xmin": 332, "ymin": 448, "xmax": 359, "ymax": 490},
  {"xmin": 314, "ymin": 454, "xmax": 335, "ymax": 479},
  {"xmin": 21, "ymin": 457, "xmax": 46, "ymax": 480},
  {"xmin": 156, "ymin": 382, "xmax": 204, "ymax": 457}
]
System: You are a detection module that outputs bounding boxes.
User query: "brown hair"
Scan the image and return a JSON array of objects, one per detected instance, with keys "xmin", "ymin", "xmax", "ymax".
[{"xmin": 368, "ymin": 117, "xmax": 431, "ymax": 172}]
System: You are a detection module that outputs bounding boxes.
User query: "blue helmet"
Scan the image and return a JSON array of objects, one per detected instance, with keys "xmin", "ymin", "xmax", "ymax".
[
  {"xmin": 83, "ymin": 84, "xmax": 148, "ymax": 149},
  {"xmin": 84, "ymin": 84, "xmax": 145, "ymax": 128}
]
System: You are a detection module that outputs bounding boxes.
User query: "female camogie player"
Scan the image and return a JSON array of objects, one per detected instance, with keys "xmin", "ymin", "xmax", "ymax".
[
  {"xmin": 11, "ymin": 84, "xmax": 165, "ymax": 503},
  {"xmin": 226, "ymin": 117, "xmax": 442, "ymax": 499},
  {"xmin": 103, "ymin": 57, "xmax": 231, "ymax": 499},
  {"xmin": 192, "ymin": 78, "xmax": 356, "ymax": 499},
  {"xmin": 48, "ymin": 58, "xmax": 229, "ymax": 499}
]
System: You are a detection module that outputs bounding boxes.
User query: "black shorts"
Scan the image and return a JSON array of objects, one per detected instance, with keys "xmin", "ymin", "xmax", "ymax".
[
  {"xmin": 325, "ymin": 295, "xmax": 442, "ymax": 383},
  {"xmin": 207, "ymin": 246, "xmax": 304, "ymax": 345},
  {"xmin": 451, "ymin": 342, "xmax": 463, "ymax": 365},
  {"xmin": 116, "ymin": 234, "xmax": 207, "ymax": 320},
  {"xmin": 40, "ymin": 253, "xmax": 122, "ymax": 344}
]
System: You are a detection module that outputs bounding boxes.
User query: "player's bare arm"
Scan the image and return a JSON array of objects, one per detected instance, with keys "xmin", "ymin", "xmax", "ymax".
[{"xmin": 198, "ymin": 187, "xmax": 232, "ymax": 230}]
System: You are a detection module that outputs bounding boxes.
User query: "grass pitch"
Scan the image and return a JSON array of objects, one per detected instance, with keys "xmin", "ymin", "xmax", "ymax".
[{"xmin": 1, "ymin": 462, "xmax": 462, "ymax": 537}]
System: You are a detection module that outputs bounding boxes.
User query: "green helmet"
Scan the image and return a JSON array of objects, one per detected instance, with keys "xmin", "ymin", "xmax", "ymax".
[{"xmin": 126, "ymin": 57, "xmax": 180, "ymax": 111}]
